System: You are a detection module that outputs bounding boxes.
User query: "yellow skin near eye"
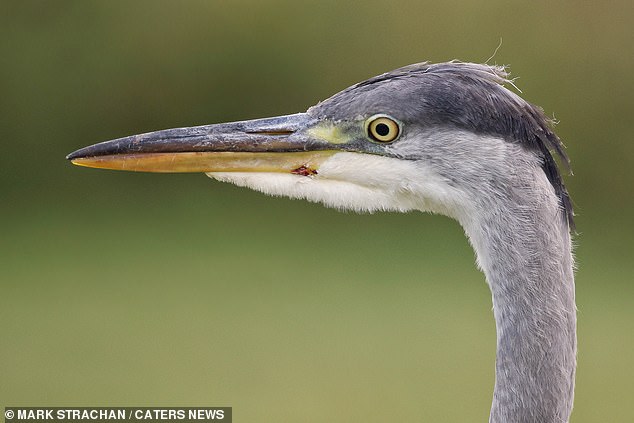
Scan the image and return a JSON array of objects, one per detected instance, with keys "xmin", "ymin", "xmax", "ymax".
[{"xmin": 367, "ymin": 116, "xmax": 400, "ymax": 142}]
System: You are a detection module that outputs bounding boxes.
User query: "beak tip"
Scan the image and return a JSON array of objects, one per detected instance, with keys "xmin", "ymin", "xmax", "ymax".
[
  {"xmin": 70, "ymin": 158, "xmax": 89, "ymax": 168},
  {"xmin": 66, "ymin": 149, "xmax": 84, "ymax": 161}
]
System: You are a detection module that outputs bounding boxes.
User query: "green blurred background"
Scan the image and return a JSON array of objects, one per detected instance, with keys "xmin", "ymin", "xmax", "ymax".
[{"xmin": 2, "ymin": 1, "xmax": 632, "ymax": 421}]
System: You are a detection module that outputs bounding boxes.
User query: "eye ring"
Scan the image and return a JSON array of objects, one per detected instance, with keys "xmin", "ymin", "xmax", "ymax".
[{"xmin": 365, "ymin": 114, "xmax": 401, "ymax": 143}]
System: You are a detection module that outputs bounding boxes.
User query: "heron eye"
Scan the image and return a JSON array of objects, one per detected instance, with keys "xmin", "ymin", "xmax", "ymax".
[{"xmin": 366, "ymin": 115, "xmax": 401, "ymax": 143}]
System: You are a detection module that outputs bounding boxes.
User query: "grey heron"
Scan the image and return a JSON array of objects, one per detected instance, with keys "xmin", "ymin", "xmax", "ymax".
[{"xmin": 67, "ymin": 61, "xmax": 576, "ymax": 423}]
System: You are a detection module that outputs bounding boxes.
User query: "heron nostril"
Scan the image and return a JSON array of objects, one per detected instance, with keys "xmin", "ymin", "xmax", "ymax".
[{"xmin": 245, "ymin": 130, "xmax": 294, "ymax": 136}]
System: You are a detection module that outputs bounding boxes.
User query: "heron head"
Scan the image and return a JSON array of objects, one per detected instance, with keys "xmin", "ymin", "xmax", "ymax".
[{"xmin": 67, "ymin": 62, "xmax": 572, "ymax": 225}]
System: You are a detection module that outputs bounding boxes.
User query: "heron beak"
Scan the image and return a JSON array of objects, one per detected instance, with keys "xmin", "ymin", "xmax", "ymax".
[{"xmin": 66, "ymin": 113, "xmax": 341, "ymax": 173}]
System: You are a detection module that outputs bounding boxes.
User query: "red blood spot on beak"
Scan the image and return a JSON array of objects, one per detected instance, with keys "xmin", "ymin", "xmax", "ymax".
[{"xmin": 291, "ymin": 165, "xmax": 318, "ymax": 176}]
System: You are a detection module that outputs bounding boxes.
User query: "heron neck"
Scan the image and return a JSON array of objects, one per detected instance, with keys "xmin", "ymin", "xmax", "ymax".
[{"xmin": 461, "ymin": 179, "xmax": 576, "ymax": 423}]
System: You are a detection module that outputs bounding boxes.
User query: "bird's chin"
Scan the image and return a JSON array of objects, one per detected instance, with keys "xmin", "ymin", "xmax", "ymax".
[
  {"xmin": 207, "ymin": 171, "xmax": 407, "ymax": 213},
  {"xmin": 207, "ymin": 152, "xmax": 444, "ymax": 214}
]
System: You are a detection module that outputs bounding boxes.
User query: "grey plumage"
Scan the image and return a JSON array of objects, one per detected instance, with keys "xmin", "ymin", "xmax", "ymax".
[{"xmin": 309, "ymin": 62, "xmax": 574, "ymax": 229}]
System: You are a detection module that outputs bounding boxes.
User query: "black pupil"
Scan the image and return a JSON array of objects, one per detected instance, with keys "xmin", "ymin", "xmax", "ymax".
[{"xmin": 375, "ymin": 122, "xmax": 390, "ymax": 137}]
